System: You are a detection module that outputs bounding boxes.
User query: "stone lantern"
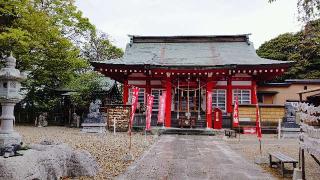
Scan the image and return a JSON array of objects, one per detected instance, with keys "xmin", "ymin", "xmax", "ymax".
[{"xmin": 0, "ymin": 54, "xmax": 27, "ymax": 147}]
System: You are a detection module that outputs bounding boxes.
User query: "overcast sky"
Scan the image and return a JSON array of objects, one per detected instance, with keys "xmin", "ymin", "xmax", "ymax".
[{"xmin": 75, "ymin": 0, "xmax": 302, "ymax": 50}]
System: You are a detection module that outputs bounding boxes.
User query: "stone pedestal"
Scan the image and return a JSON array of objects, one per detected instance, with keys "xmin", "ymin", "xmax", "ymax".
[
  {"xmin": 0, "ymin": 102, "xmax": 21, "ymax": 147},
  {"xmin": 81, "ymin": 123, "xmax": 107, "ymax": 133},
  {"xmin": 0, "ymin": 132, "xmax": 21, "ymax": 148}
]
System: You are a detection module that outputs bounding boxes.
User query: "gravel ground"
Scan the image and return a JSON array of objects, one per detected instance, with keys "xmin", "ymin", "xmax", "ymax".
[
  {"xmin": 15, "ymin": 126, "xmax": 158, "ymax": 179},
  {"xmin": 14, "ymin": 126, "xmax": 320, "ymax": 180},
  {"xmin": 223, "ymin": 134, "xmax": 320, "ymax": 180}
]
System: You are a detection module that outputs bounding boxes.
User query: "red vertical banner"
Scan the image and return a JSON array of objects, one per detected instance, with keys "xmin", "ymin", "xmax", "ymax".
[
  {"xmin": 157, "ymin": 91, "xmax": 166, "ymax": 124},
  {"xmin": 165, "ymin": 76, "xmax": 172, "ymax": 127},
  {"xmin": 233, "ymin": 96, "xmax": 239, "ymax": 127},
  {"xmin": 145, "ymin": 94, "xmax": 154, "ymax": 131},
  {"xmin": 206, "ymin": 83, "xmax": 213, "ymax": 128},
  {"xmin": 253, "ymin": 85, "xmax": 262, "ymax": 139},
  {"xmin": 130, "ymin": 87, "xmax": 140, "ymax": 127},
  {"xmin": 206, "ymin": 90, "xmax": 212, "ymax": 115}
]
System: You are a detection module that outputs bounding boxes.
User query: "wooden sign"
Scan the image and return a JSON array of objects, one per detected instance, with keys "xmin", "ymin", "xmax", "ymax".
[
  {"xmin": 243, "ymin": 127, "xmax": 256, "ymax": 134},
  {"xmin": 107, "ymin": 106, "xmax": 130, "ymax": 132}
]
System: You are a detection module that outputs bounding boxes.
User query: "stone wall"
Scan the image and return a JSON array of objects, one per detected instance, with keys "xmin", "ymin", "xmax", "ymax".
[
  {"xmin": 104, "ymin": 105, "xmax": 131, "ymax": 132},
  {"xmin": 238, "ymin": 105, "xmax": 285, "ymax": 126}
]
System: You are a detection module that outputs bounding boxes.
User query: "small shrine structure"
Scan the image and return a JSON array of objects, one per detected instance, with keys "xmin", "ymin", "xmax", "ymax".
[{"xmin": 91, "ymin": 35, "xmax": 291, "ymax": 129}]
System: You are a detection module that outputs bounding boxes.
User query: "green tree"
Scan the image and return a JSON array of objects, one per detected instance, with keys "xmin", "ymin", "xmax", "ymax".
[
  {"xmin": 257, "ymin": 19, "xmax": 320, "ymax": 80},
  {"xmin": 66, "ymin": 72, "xmax": 107, "ymax": 108},
  {"xmin": 83, "ymin": 31, "xmax": 123, "ymax": 62},
  {"xmin": 0, "ymin": 0, "xmax": 123, "ymax": 117}
]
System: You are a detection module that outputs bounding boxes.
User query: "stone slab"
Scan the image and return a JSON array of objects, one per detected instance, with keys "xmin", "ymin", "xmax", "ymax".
[
  {"xmin": 81, "ymin": 123, "xmax": 107, "ymax": 133},
  {"xmin": 81, "ymin": 123, "xmax": 107, "ymax": 127}
]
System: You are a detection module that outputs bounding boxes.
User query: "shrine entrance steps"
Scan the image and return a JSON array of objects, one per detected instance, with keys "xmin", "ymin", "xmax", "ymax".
[{"xmin": 156, "ymin": 127, "xmax": 220, "ymax": 136}]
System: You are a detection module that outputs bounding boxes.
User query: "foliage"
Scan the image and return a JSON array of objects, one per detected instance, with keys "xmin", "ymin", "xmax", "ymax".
[
  {"xmin": 257, "ymin": 19, "xmax": 320, "ymax": 80},
  {"xmin": 0, "ymin": 0, "xmax": 122, "ymax": 115},
  {"xmin": 82, "ymin": 31, "xmax": 123, "ymax": 62},
  {"xmin": 66, "ymin": 72, "xmax": 107, "ymax": 108},
  {"xmin": 269, "ymin": 0, "xmax": 320, "ymax": 22}
]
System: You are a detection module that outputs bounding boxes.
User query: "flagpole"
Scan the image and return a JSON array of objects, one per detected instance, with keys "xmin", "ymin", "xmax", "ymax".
[
  {"xmin": 128, "ymin": 87, "xmax": 140, "ymax": 160},
  {"xmin": 259, "ymin": 138, "xmax": 262, "ymax": 155},
  {"xmin": 254, "ymin": 84, "xmax": 262, "ymax": 156},
  {"xmin": 238, "ymin": 124, "xmax": 240, "ymax": 142},
  {"xmin": 259, "ymin": 105, "xmax": 262, "ymax": 155},
  {"xmin": 237, "ymin": 89, "xmax": 240, "ymax": 142},
  {"xmin": 129, "ymin": 120, "xmax": 132, "ymax": 154}
]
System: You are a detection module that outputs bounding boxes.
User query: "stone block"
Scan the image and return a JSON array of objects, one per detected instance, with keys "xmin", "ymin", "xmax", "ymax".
[
  {"xmin": 292, "ymin": 168, "xmax": 302, "ymax": 180},
  {"xmin": 0, "ymin": 143, "xmax": 99, "ymax": 179},
  {"xmin": 81, "ymin": 123, "xmax": 107, "ymax": 134},
  {"xmin": 0, "ymin": 132, "xmax": 21, "ymax": 148}
]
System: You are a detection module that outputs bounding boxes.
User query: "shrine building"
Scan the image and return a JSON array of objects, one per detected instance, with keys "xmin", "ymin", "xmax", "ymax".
[{"xmin": 91, "ymin": 35, "xmax": 291, "ymax": 129}]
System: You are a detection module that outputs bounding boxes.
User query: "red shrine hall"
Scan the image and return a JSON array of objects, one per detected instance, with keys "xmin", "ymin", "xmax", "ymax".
[{"xmin": 92, "ymin": 35, "xmax": 291, "ymax": 129}]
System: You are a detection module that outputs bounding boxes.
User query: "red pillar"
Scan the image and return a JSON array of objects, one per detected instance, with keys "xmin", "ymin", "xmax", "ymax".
[
  {"xmin": 206, "ymin": 76, "xmax": 214, "ymax": 128},
  {"xmin": 226, "ymin": 77, "xmax": 233, "ymax": 113},
  {"xmin": 251, "ymin": 80, "xmax": 257, "ymax": 104},
  {"xmin": 165, "ymin": 74, "xmax": 172, "ymax": 128},
  {"xmin": 123, "ymin": 80, "xmax": 129, "ymax": 105},
  {"xmin": 146, "ymin": 80, "xmax": 151, "ymax": 96}
]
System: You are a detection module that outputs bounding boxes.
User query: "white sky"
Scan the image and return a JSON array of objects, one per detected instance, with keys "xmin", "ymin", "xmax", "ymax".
[{"xmin": 75, "ymin": 0, "xmax": 302, "ymax": 50}]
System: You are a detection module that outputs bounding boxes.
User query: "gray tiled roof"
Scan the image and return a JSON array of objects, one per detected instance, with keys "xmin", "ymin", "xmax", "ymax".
[{"xmin": 94, "ymin": 35, "xmax": 290, "ymax": 67}]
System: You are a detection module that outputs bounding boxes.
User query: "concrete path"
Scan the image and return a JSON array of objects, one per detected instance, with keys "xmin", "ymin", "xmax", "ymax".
[{"xmin": 117, "ymin": 135, "xmax": 274, "ymax": 180}]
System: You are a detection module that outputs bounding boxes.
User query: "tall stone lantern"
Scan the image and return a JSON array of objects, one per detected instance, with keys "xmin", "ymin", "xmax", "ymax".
[{"xmin": 0, "ymin": 54, "xmax": 27, "ymax": 147}]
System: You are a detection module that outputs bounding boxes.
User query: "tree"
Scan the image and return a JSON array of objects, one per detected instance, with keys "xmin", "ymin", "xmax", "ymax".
[
  {"xmin": 257, "ymin": 19, "xmax": 320, "ymax": 80},
  {"xmin": 83, "ymin": 31, "xmax": 123, "ymax": 62},
  {"xmin": 0, "ymin": 0, "xmax": 123, "ymax": 118},
  {"xmin": 269, "ymin": 0, "xmax": 320, "ymax": 22},
  {"xmin": 66, "ymin": 72, "xmax": 107, "ymax": 108}
]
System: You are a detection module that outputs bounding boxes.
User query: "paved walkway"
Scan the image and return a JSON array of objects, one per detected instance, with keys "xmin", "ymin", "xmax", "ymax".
[{"xmin": 117, "ymin": 135, "xmax": 274, "ymax": 180}]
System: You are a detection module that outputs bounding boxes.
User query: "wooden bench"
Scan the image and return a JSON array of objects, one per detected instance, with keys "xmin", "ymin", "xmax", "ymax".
[
  {"xmin": 269, "ymin": 152, "xmax": 298, "ymax": 177},
  {"xmin": 224, "ymin": 129, "xmax": 236, "ymax": 138}
]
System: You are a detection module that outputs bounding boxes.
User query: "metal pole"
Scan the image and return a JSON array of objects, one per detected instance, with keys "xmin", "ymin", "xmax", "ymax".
[
  {"xmin": 278, "ymin": 119, "xmax": 281, "ymax": 139},
  {"xmin": 145, "ymin": 129, "xmax": 147, "ymax": 143},
  {"xmin": 113, "ymin": 119, "xmax": 116, "ymax": 135},
  {"xmin": 129, "ymin": 124, "xmax": 132, "ymax": 153},
  {"xmin": 259, "ymin": 139, "xmax": 262, "ymax": 155},
  {"xmin": 302, "ymin": 149, "xmax": 305, "ymax": 180},
  {"xmin": 299, "ymin": 147, "xmax": 301, "ymax": 169},
  {"xmin": 238, "ymin": 125, "xmax": 240, "ymax": 142}
]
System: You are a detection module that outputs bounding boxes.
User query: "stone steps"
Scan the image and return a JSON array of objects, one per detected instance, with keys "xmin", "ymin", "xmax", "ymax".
[{"xmin": 158, "ymin": 128, "xmax": 216, "ymax": 136}]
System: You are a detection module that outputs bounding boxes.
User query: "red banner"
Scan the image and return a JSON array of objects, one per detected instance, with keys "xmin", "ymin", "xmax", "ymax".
[
  {"xmin": 206, "ymin": 90, "xmax": 212, "ymax": 115},
  {"xmin": 145, "ymin": 94, "xmax": 154, "ymax": 131},
  {"xmin": 157, "ymin": 91, "xmax": 166, "ymax": 124},
  {"xmin": 130, "ymin": 87, "xmax": 140, "ymax": 127},
  {"xmin": 254, "ymin": 86, "xmax": 262, "ymax": 139},
  {"xmin": 233, "ymin": 96, "xmax": 239, "ymax": 127}
]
